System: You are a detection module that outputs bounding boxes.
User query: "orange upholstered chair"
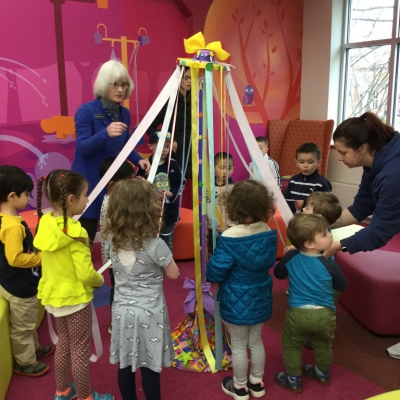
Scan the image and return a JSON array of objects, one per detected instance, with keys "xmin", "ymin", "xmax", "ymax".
[{"xmin": 267, "ymin": 119, "xmax": 334, "ymax": 178}]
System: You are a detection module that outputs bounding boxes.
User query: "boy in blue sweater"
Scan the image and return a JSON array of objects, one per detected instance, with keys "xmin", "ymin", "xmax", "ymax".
[
  {"xmin": 285, "ymin": 143, "xmax": 331, "ymax": 214},
  {"xmin": 136, "ymin": 131, "xmax": 184, "ymax": 251},
  {"xmin": 274, "ymin": 213, "xmax": 348, "ymax": 394}
]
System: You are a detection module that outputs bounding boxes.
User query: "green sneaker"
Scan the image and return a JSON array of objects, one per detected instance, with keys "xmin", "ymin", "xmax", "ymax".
[{"xmin": 14, "ymin": 360, "xmax": 49, "ymax": 377}]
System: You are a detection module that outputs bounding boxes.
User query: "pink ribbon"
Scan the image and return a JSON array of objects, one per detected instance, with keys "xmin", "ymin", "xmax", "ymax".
[{"xmin": 183, "ymin": 277, "xmax": 215, "ymax": 317}]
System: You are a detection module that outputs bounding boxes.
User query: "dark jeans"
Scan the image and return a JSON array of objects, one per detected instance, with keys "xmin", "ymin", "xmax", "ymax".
[
  {"xmin": 159, "ymin": 223, "xmax": 175, "ymax": 252},
  {"xmin": 118, "ymin": 366, "xmax": 161, "ymax": 400},
  {"xmin": 78, "ymin": 217, "xmax": 98, "ymax": 244}
]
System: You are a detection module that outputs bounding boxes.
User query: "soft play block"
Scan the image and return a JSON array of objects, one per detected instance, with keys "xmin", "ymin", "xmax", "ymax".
[
  {"xmin": 173, "ymin": 208, "xmax": 194, "ymax": 260},
  {"xmin": 335, "ymin": 250, "xmax": 400, "ymax": 335},
  {"xmin": 0, "ymin": 296, "xmax": 12, "ymax": 400}
]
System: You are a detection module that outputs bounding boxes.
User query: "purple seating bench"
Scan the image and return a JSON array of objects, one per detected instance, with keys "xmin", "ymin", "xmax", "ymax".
[{"xmin": 335, "ymin": 250, "xmax": 400, "ymax": 335}]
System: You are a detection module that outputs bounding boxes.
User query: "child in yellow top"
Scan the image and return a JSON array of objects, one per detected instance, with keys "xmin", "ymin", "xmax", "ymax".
[
  {"xmin": 34, "ymin": 170, "xmax": 112, "ymax": 400},
  {"xmin": 0, "ymin": 165, "xmax": 53, "ymax": 378}
]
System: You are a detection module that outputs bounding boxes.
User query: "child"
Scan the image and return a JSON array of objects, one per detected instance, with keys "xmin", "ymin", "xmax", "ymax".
[
  {"xmin": 249, "ymin": 136, "xmax": 281, "ymax": 189},
  {"xmin": 274, "ymin": 213, "xmax": 348, "ymax": 394},
  {"xmin": 136, "ymin": 131, "xmax": 184, "ymax": 252},
  {"xmin": 103, "ymin": 179, "xmax": 179, "ymax": 400},
  {"xmin": 302, "ymin": 191, "xmax": 342, "ymax": 226},
  {"xmin": 206, "ymin": 180, "xmax": 277, "ymax": 400},
  {"xmin": 34, "ymin": 170, "xmax": 112, "ymax": 400},
  {"xmin": 284, "ymin": 142, "xmax": 332, "ymax": 214},
  {"xmin": 206, "ymin": 151, "xmax": 235, "ymax": 253},
  {"xmin": 0, "ymin": 165, "xmax": 53, "ymax": 378},
  {"xmin": 99, "ymin": 157, "xmax": 135, "ymax": 334}
]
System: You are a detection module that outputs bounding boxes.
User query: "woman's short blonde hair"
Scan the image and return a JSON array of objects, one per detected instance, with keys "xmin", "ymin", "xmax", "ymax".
[{"xmin": 93, "ymin": 60, "xmax": 133, "ymax": 99}]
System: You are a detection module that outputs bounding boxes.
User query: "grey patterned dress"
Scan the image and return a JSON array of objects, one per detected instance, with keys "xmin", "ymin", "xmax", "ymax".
[{"xmin": 109, "ymin": 237, "xmax": 174, "ymax": 372}]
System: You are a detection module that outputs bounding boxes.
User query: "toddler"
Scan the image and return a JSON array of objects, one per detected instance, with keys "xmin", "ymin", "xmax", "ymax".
[
  {"xmin": 274, "ymin": 213, "xmax": 348, "ymax": 394},
  {"xmin": 34, "ymin": 170, "xmax": 111, "ymax": 400},
  {"xmin": 103, "ymin": 179, "xmax": 180, "ymax": 400},
  {"xmin": 207, "ymin": 179, "xmax": 277, "ymax": 400}
]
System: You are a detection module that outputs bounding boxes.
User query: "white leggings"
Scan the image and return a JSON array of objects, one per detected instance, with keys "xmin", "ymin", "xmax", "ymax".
[{"xmin": 227, "ymin": 322, "xmax": 265, "ymax": 387}]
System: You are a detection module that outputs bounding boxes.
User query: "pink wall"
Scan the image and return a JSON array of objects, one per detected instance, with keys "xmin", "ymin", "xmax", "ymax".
[{"xmin": 0, "ymin": 0, "xmax": 302, "ymax": 207}]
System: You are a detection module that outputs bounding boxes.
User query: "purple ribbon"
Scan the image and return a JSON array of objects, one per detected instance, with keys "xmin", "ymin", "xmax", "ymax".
[{"xmin": 183, "ymin": 277, "xmax": 215, "ymax": 317}]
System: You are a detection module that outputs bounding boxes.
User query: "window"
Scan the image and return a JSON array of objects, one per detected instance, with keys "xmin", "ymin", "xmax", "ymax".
[{"xmin": 342, "ymin": 0, "xmax": 400, "ymax": 129}]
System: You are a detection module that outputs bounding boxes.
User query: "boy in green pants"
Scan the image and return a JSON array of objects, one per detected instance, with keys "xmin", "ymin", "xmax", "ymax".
[{"xmin": 274, "ymin": 213, "xmax": 348, "ymax": 394}]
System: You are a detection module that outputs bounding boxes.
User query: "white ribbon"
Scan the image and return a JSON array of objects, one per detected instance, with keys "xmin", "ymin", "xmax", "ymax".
[{"xmin": 46, "ymin": 259, "xmax": 112, "ymax": 362}]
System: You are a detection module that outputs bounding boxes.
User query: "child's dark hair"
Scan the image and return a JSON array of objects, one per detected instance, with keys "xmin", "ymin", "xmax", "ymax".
[
  {"xmin": 99, "ymin": 157, "xmax": 135, "ymax": 182},
  {"xmin": 0, "ymin": 165, "xmax": 34, "ymax": 203},
  {"xmin": 286, "ymin": 213, "xmax": 329, "ymax": 252},
  {"xmin": 333, "ymin": 111, "xmax": 395, "ymax": 152},
  {"xmin": 256, "ymin": 136, "xmax": 269, "ymax": 147},
  {"xmin": 225, "ymin": 180, "xmax": 275, "ymax": 224},
  {"xmin": 214, "ymin": 151, "xmax": 234, "ymax": 166},
  {"xmin": 103, "ymin": 179, "xmax": 162, "ymax": 251},
  {"xmin": 306, "ymin": 192, "xmax": 342, "ymax": 225},
  {"xmin": 296, "ymin": 142, "xmax": 321, "ymax": 160},
  {"xmin": 37, "ymin": 169, "xmax": 89, "ymax": 245}
]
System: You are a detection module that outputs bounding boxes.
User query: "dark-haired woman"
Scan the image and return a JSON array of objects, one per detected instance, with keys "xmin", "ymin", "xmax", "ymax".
[
  {"xmin": 147, "ymin": 67, "xmax": 192, "ymax": 208},
  {"xmin": 324, "ymin": 111, "xmax": 400, "ymax": 358}
]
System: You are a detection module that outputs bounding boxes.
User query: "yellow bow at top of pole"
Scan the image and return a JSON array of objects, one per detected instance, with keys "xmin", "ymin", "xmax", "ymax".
[{"xmin": 184, "ymin": 32, "xmax": 230, "ymax": 62}]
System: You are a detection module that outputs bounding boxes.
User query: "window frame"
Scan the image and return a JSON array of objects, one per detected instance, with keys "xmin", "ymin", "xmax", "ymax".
[{"xmin": 340, "ymin": 0, "xmax": 400, "ymax": 126}]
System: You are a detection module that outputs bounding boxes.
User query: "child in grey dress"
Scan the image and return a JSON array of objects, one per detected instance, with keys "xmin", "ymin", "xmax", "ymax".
[{"xmin": 103, "ymin": 179, "xmax": 180, "ymax": 400}]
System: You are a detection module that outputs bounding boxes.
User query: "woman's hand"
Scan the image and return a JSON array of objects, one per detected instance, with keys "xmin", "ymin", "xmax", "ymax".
[
  {"xmin": 106, "ymin": 122, "xmax": 128, "ymax": 138},
  {"xmin": 138, "ymin": 159, "xmax": 151, "ymax": 173},
  {"xmin": 323, "ymin": 241, "xmax": 342, "ymax": 258}
]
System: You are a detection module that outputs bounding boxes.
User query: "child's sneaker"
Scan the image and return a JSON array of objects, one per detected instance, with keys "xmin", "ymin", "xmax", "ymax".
[
  {"xmin": 54, "ymin": 382, "xmax": 77, "ymax": 400},
  {"xmin": 36, "ymin": 345, "xmax": 55, "ymax": 359},
  {"xmin": 274, "ymin": 372, "xmax": 303, "ymax": 394},
  {"xmin": 221, "ymin": 377, "xmax": 249, "ymax": 400},
  {"xmin": 14, "ymin": 360, "xmax": 50, "ymax": 377},
  {"xmin": 247, "ymin": 377, "xmax": 265, "ymax": 398},
  {"xmin": 91, "ymin": 390, "xmax": 114, "ymax": 400},
  {"xmin": 302, "ymin": 364, "xmax": 331, "ymax": 386}
]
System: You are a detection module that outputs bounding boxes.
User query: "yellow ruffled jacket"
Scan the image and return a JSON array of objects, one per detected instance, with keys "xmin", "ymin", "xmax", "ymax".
[{"xmin": 33, "ymin": 213, "xmax": 103, "ymax": 307}]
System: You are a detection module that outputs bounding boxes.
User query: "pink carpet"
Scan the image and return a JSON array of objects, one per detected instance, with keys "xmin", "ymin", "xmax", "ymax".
[{"xmin": 5, "ymin": 246, "xmax": 389, "ymax": 399}]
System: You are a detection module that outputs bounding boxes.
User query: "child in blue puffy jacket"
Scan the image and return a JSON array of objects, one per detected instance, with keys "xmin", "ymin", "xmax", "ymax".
[{"xmin": 206, "ymin": 179, "xmax": 277, "ymax": 400}]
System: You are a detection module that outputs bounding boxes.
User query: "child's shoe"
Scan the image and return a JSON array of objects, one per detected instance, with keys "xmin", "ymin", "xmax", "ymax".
[
  {"xmin": 54, "ymin": 382, "xmax": 77, "ymax": 400},
  {"xmin": 247, "ymin": 377, "xmax": 265, "ymax": 398},
  {"xmin": 302, "ymin": 364, "xmax": 331, "ymax": 385},
  {"xmin": 90, "ymin": 390, "xmax": 114, "ymax": 400},
  {"xmin": 14, "ymin": 360, "xmax": 50, "ymax": 377},
  {"xmin": 221, "ymin": 377, "xmax": 249, "ymax": 400},
  {"xmin": 36, "ymin": 345, "xmax": 55, "ymax": 359},
  {"xmin": 274, "ymin": 372, "xmax": 303, "ymax": 394}
]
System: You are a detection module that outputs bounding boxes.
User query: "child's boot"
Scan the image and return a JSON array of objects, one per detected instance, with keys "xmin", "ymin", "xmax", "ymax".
[
  {"xmin": 302, "ymin": 364, "xmax": 331, "ymax": 385},
  {"xmin": 274, "ymin": 372, "xmax": 303, "ymax": 394}
]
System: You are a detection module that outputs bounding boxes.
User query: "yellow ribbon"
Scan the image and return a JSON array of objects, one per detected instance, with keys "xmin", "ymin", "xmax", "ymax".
[{"xmin": 184, "ymin": 32, "xmax": 230, "ymax": 61}]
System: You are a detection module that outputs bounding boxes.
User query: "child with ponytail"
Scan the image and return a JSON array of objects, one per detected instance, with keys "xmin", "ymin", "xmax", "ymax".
[{"xmin": 34, "ymin": 170, "xmax": 113, "ymax": 400}]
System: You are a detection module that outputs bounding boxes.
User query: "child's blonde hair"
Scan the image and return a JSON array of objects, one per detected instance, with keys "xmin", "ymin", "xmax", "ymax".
[
  {"xmin": 104, "ymin": 179, "xmax": 162, "ymax": 251},
  {"xmin": 286, "ymin": 213, "xmax": 329, "ymax": 252},
  {"xmin": 306, "ymin": 192, "xmax": 342, "ymax": 225},
  {"xmin": 225, "ymin": 180, "xmax": 275, "ymax": 224}
]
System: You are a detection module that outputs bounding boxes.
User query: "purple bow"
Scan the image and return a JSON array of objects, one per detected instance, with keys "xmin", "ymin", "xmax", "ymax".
[{"xmin": 183, "ymin": 277, "xmax": 215, "ymax": 317}]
